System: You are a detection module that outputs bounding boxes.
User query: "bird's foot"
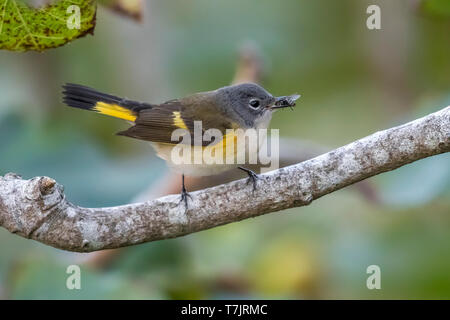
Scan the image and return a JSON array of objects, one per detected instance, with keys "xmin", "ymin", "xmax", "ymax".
[
  {"xmin": 178, "ymin": 185, "xmax": 192, "ymax": 213},
  {"xmin": 238, "ymin": 166, "xmax": 260, "ymax": 191}
]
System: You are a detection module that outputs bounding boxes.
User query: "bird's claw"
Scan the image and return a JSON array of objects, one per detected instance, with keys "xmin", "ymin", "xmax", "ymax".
[{"xmin": 238, "ymin": 166, "xmax": 260, "ymax": 192}]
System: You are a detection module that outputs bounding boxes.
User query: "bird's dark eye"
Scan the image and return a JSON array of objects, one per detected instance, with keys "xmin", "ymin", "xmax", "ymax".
[{"xmin": 249, "ymin": 99, "xmax": 260, "ymax": 109}]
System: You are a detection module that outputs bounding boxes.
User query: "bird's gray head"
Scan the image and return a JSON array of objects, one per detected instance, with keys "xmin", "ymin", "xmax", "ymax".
[{"xmin": 215, "ymin": 83, "xmax": 299, "ymax": 128}]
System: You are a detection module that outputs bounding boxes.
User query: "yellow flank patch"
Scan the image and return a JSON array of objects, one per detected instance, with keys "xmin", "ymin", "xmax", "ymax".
[
  {"xmin": 93, "ymin": 102, "xmax": 136, "ymax": 122},
  {"xmin": 206, "ymin": 131, "xmax": 238, "ymax": 157},
  {"xmin": 173, "ymin": 111, "xmax": 188, "ymax": 129},
  {"xmin": 221, "ymin": 132, "xmax": 238, "ymax": 152}
]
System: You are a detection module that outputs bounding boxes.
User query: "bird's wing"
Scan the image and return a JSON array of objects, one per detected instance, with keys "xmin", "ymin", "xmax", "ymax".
[{"xmin": 117, "ymin": 99, "xmax": 237, "ymax": 146}]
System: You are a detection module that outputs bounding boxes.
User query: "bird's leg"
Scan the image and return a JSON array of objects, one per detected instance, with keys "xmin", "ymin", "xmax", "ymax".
[
  {"xmin": 238, "ymin": 166, "xmax": 260, "ymax": 191},
  {"xmin": 179, "ymin": 174, "xmax": 192, "ymax": 211}
]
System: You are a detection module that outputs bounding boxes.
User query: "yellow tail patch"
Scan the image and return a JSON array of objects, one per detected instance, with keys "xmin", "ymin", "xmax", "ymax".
[{"xmin": 93, "ymin": 102, "xmax": 137, "ymax": 122}]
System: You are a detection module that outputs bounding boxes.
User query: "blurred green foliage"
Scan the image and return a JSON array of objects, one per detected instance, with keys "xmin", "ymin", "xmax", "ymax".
[
  {"xmin": 423, "ymin": 0, "xmax": 450, "ymax": 17},
  {"xmin": 0, "ymin": 0, "xmax": 449, "ymax": 299}
]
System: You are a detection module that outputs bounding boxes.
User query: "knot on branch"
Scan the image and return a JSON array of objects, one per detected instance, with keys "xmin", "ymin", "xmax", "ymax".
[
  {"xmin": 0, "ymin": 173, "xmax": 66, "ymax": 238},
  {"xmin": 24, "ymin": 176, "xmax": 59, "ymax": 201}
]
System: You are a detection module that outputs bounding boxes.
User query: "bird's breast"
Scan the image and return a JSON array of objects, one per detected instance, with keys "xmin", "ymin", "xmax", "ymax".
[{"xmin": 150, "ymin": 129, "xmax": 267, "ymax": 176}]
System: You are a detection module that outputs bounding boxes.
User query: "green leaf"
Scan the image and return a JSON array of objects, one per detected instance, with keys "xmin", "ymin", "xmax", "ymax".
[{"xmin": 0, "ymin": 0, "xmax": 96, "ymax": 52}]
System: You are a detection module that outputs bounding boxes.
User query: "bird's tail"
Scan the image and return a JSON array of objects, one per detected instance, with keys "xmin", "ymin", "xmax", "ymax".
[{"xmin": 62, "ymin": 83, "xmax": 151, "ymax": 122}]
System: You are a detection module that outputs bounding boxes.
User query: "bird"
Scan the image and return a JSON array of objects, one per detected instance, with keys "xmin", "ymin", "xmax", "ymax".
[{"xmin": 62, "ymin": 82, "xmax": 300, "ymax": 209}]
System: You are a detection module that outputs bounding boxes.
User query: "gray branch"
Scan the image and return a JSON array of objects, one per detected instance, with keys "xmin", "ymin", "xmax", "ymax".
[{"xmin": 1, "ymin": 106, "xmax": 449, "ymax": 252}]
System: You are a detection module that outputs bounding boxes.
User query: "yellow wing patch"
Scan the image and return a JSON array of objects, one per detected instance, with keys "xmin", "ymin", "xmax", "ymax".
[
  {"xmin": 93, "ymin": 102, "xmax": 137, "ymax": 122},
  {"xmin": 173, "ymin": 111, "xmax": 188, "ymax": 129}
]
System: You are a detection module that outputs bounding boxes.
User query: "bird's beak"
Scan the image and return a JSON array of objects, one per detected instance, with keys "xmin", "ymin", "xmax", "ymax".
[{"xmin": 270, "ymin": 94, "xmax": 301, "ymax": 110}]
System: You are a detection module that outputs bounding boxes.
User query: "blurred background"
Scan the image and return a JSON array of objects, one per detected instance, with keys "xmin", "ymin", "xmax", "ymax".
[{"xmin": 1, "ymin": 0, "xmax": 450, "ymax": 299}]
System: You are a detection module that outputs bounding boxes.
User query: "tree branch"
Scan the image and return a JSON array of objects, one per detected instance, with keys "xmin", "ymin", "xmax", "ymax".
[{"xmin": 1, "ymin": 106, "xmax": 449, "ymax": 252}]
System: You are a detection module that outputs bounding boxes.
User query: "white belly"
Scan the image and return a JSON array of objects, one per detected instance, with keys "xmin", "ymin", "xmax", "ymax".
[{"xmin": 150, "ymin": 142, "xmax": 239, "ymax": 176}]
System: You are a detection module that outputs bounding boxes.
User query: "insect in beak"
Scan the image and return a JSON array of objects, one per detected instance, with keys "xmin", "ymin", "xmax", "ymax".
[{"xmin": 270, "ymin": 94, "xmax": 301, "ymax": 110}]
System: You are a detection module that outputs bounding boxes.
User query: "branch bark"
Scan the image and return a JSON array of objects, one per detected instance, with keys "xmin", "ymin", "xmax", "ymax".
[{"xmin": 1, "ymin": 106, "xmax": 449, "ymax": 252}]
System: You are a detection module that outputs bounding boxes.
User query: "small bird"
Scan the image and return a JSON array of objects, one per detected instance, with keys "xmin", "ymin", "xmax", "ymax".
[{"xmin": 62, "ymin": 83, "xmax": 300, "ymax": 208}]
